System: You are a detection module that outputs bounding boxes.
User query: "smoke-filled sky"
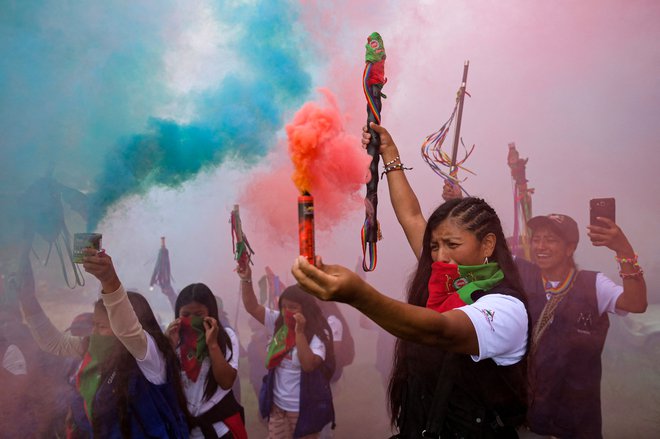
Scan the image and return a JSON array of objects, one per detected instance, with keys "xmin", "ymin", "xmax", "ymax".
[{"xmin": 1, "ymin": 0, "xmax": 659, "ymax": 435}]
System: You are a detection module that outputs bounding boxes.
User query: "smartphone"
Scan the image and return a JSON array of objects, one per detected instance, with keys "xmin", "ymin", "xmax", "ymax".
[
  {"xmin": 73, "ymin": 233, "xmax": 102, "ymax": 263},
  {"xmin": 589, "ymin": 198, "xmax": 615, "ymax": 228}
]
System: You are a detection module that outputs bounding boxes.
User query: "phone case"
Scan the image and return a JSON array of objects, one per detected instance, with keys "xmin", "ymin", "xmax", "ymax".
[{"xmin": 589, "ymin": 198, "xmax": 615, "ymax": 227}]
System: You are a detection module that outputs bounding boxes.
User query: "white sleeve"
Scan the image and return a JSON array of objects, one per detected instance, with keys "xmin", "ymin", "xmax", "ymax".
[
  {"xmin": 224, "ymin": 327, "xmax": 240, "ymax": 370},
  {"xmin": 136, "ymin": 332, "xmax": 166, "ymax": 385},
  {"xmin": 264, "ymin": 308, "xmax": 280, "ymax": 333},
  {"xmin": 309, "ymin": 335, "xmax": 326, "ymax": 361},
  {"xmin": 327, "ymin": 315, "xmax": 343, "ymax": 342},
  {"xmin": 2, "ymin": 345, "xmax": 27, "ymax": 375},
  {"xmin": 457, "ymin": 294, "xmax": 528, "ymax": 366},
  {"xmin": 596, "ymin": 272, "xmax": 626, "ymax": 316}
]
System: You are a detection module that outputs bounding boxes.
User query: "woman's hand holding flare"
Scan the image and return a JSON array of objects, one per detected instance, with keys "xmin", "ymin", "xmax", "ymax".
[
  {"xmin": 292, "ymin": 255, "xmax": 479, "ymax": 352},
  {"xmin": 291, "ymin": 256, "xmax": 364, "ymax": 305}
]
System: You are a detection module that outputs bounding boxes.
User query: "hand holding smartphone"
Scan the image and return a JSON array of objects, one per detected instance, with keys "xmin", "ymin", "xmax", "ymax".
[{"xmin": 589, "ymin": 198, "xmax": 615, "ymax": 228}]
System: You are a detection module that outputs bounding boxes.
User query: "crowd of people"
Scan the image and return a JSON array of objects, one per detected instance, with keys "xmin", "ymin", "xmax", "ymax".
[{"xmin": 0, "ymin": 122, "xmax": 649, "ymax": 439}]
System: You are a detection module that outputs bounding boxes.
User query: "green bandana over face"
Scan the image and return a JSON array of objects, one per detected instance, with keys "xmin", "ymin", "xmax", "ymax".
[
  {"xmin": 77, "ymin": 334, "xmax": 118, "ymax": 421},
  {"xmin": 455, "ymin": 262, "xmax": 504, "ymax": 304},
  {"xmin": 426, "ymin": 261, "xmax": 504, "ymax": 312},
  {"xmin": 265, "ymin": 310, "xmax": 297, "ymax": 369}
]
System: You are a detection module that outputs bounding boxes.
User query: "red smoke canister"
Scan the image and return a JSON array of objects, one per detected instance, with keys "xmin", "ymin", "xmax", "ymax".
[{"xmin": 298, "ymin": 193, "xmax": 315, "ymax": 265}]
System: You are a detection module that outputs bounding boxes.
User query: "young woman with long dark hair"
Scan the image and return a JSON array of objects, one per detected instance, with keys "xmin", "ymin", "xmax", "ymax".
[
  {"xmin": 293, "ymin": 197, "xmax": 530, "ymax": 438},
  {"xmin": 238, "ymin": 265, "xmax": 334, "ymax": 439},
  {"xmin": 166, "ymin": 283, "xmax": 247, "ymax": 439},
  {"xmin": 19, "ymin": 250, "xmax": 189, "ymax": 438},
  {"xmin": 361, "ymin": 122, "xmax": 646, "ymax": 438}
]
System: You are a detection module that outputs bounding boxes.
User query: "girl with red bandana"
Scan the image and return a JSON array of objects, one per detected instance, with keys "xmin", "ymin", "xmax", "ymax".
[{"xmin": 166, "ymin": 283, "xmax": 247, "ymax": 439}]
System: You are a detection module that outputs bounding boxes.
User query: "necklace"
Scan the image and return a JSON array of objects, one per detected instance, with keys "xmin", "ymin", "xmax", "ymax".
[
  {"xmin": 532, "ymin": 268, "xmax": 579, "ymax": 354},
  {"xmin": 542, "ymin": 268, "xmax": 577, "ymax": 300}
]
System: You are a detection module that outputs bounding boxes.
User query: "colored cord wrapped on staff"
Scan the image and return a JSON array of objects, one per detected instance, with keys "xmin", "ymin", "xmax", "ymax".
[{"xmin": 361, "ymin": 32, "xmax": 387, "ymax": 272}]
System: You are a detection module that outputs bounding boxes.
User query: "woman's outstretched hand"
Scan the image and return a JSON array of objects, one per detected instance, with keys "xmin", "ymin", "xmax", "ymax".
[{"xmin": 291, "ymin": 255, "xmax": 364, "ymax": 304}]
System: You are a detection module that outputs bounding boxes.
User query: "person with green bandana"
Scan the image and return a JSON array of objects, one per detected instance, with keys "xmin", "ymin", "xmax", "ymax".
[
  {"xmin": 238, "ymin": 264, "xmax": 335, "ymax": 439},
  {"xmin": 292, "ymin": 195, "xmax": 530, "ymax": 438},
  {"xmin": 19, "ymin": 249, "xmax": 189, "ymax": 438},
  {"xmin": 359, "ymin": 123, "xmax": 647, "ymax": 438},
  {"xmin": 166, "ymin": 283, "xmax": 247, "ymax": 439},
  {"xmin": 289, "ymin": 118, "xmax": 530, "ymax": 438}
]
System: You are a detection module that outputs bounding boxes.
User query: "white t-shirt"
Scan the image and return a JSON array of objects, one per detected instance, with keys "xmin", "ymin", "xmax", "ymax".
[
  {"xmin": 457, "ymin": 294, "xmax": 528, "ymax": 366},
  {"xmin": 327, "ymin": 315, "xmax": 343, "ymax": 342},
  {"xmin": 546, "ymin": 272, "xmax": 625, "ymax": 316},
  {"xmin": 2, "ymin": 344, "xmax": 27, "ymax": 375},
  {"xmin": 135, "ymin": 333, "xmax": 166, "ymax": 385},
  {"xmin": 265, "ymin": 308, "xmax": 326, "ymax": 412},
  {"xmin": 182, "ymin": 327, "xmax": 240, "ymax": 439}
]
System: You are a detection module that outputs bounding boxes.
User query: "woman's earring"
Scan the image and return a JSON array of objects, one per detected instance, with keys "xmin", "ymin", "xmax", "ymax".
[{"xmin": 484, "ymin": 257, "xmax": 489, "ymax": 264}]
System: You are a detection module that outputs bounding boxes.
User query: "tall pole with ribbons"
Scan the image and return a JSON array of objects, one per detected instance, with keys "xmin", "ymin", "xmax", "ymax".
[
  {"xmin": 449, "ymin": 61, "xmax": 470, "ymax": 182},
  {"xmin": 361, "ymin": 32, "xmax": 386, "ymax": 272},
  {"xmin": 421, "ymin": 61, "xmax": 475, "ymax": 195},
  {"xmin": 231, "ymin": 204, "xmax": 255, "ymax": 271}
]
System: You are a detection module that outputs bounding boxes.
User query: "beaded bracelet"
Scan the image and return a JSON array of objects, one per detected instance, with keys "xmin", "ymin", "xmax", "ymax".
[
  {"xmin": 381, "ymin": 163, "xmax": 412, "ymax": 179},
  {"xmin": 619, "ymin": 269, "xmax": 644, "ymax": 280},
  {"xmin": 241, "ymin": 279, "xmax": 252, "ymax": 284},
  {"xmin": 615, "ymin": 253, "xmax": 639, "ymax": 268},
  {"xmin": 614, "ymin": 253, "xmax": 641, "ymax": 270},
  {"xmin": 384, "ymin": 156, "xmax": 400, "ymax": 167}
]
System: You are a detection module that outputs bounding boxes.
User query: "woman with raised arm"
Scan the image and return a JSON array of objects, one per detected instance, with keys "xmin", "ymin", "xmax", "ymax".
[
  {"xmin": 363, "ymin": 123, "xmax": 647, "ymax": 438},
  {"xmin": 238, "ymin": 264, "xmax": 335, "ymax": 439},
  {"xmin": 19, "ymin": 250, "xmax": 189, "ymax": 438},
  {"xmin": 293, "ymin": 197, "xmax": 530, "ymax": 438}
]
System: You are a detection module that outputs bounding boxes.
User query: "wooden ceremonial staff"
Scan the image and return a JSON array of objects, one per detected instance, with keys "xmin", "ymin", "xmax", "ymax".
[
  {"xmin": 507, "ymin": 143, "xmax": 534, "ymax": 260},
  {"xmin": 449, "ymin": 61, "xmax": 470, "ymax": 178}
]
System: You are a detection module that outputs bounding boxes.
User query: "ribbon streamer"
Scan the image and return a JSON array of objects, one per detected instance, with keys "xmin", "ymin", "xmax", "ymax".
[{"xmin": 420, "ymin": 62, "xmax": 475, "ymax": 196}]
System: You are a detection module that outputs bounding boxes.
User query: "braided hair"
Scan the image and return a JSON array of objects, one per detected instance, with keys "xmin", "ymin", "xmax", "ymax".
[{"xmin": 387, "ymin": 197, "xmax": 529, "ymax": 426}]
